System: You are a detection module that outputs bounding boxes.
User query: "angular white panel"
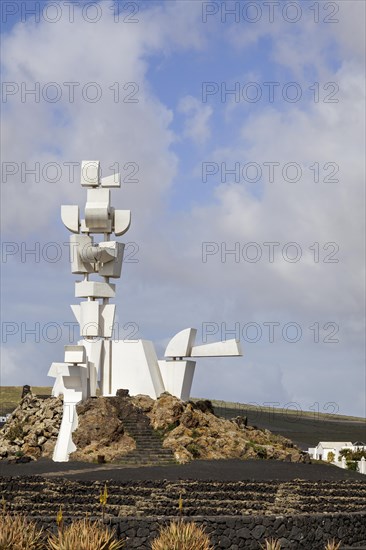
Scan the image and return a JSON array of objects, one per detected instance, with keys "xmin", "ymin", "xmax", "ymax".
[
  {"xmin": 110, "ymin": 340, "xmax": 165, "ymax": 398},
  {"xmin": 158, "ymin": 360, "xmax": 196, "ymax": 402},
  {"xmin": 101, "ymin": 172, "xmax": 121, "ymax": 188},
  {"xmin": 81, "ymin": 338, "xmax": 103, "ymax": 397},
  {"xmin": 61, "ymin": 205, "xmax": 80, "ymax": 233},
  {"xmin": 98, "ymin": 242, "xmax": 124, "ymax": 278},
  {"xmin": 80, "ymin": 301, "xmax": 100, "ymax": 336},
  {"xmin": 165, "ymin": 328, "xmax": 197, "ymax": 358},
  {"xmin": 75, "ymin": 280, "xmax": 116, "ymax": 298},
  {"xmin": 70, "ymin": 304, "xmax": 81, "ymax": 325},
  {"xmin": 69, "ymin": 234, "xmax": 94, "ymax": 274},
  {"xmin": 64, "ymin": 345, "xmax": 86, "ymax": 364},
  {"xmin": 101, "ymin": 339, "xmax": 112, "ymax": 395},
  {"xmin": 114, "ymin": 209, "xmax": 131, "ymax": 236},
  {"xmin": 100, "ymin": 304, "xmax": 116, "ymax": 337},
  {"xmin": 81, "ymin": 160, "xmax": 100, "ymax": 187},
  {"xmin": 85, "ymin": 188, "xmax": 110, "ymax": 231},
  {"xmin": 190, "ymin": 339, "xmax": 242, "ymax": 357}
]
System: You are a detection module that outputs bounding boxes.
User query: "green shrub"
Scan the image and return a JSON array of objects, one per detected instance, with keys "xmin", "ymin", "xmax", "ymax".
[
  {"xmin": 346, "ymin": 460, "xmax": 358, "ymax": 471},
  {"xmin": 5, "ymin": 422, "xmax": 24, "ymax": 441},
  {"xmin": 186, "ymin": 443, "xmax": 200, "ymax": 458},
  {"xmin": 151, "ymin": 520, "xmax": 213, "ymax": 550}
]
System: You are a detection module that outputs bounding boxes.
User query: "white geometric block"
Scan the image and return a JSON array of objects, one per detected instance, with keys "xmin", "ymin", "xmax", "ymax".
[
  {"xmin": 98, "ymin": 242, "xmax": 124, "ymax": 278},
  {"xmin": 81, "ymin": 160, "xmax": 100, "ymax": 187},
  {"xmin": 190, "ymin": 338, "xmax": 242, "ymax": 357},
  {"xmin": 165, "ymin": 328, "xmax": 197, "ymax": 358},
  {"xmin": 113, "ymin": 209, "xmax": 131, "ymax": 236},
  {"xmin": 158, "ymin": 360, "xmax": 196, "ymax": 402},
  {"xmin": 85, "ymin": 188, "xmax": 110, "ymax": 231},
  {"xmin": 71, "ymin": 303, "xmax": 116, "ymax": 338},
  {"xmin": 75, "ymin": 280, "xmax": 116, "ymax": 298},
  {"xmin": 70, "ymin": 234, "xmax": 94, "ymax": 274},
  {"xmin": 64, "ymin": 345, "xmax": 86, "ymax": 364},
  {"xmin": 80, "ymin": 219, "xmax": 112, "ymax": 234},
  {"xmin": 80, "ymin": 301, "xmax": 100, "ymax": 337},
  {"xmin": 101, "ymin": 172, "xmax": 121, "ymax": 188},
  {"xmin": 110, "ymin": 340, "xmax": 165, "ymax": 398},
  {"xmin": 48, "ymin": 362, "xmax": 66, "ymax": 397},
  {"xmin": 61, "ymin": 205, "xmax": 80, "ymax": 233}
]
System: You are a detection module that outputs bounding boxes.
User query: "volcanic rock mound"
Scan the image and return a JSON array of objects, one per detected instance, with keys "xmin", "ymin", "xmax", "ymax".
[{"xmin": 0, "ymin": 391, "xmax": 309, "ymax": 464}]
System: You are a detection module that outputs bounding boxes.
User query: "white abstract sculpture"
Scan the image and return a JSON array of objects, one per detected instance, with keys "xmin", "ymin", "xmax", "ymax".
[{"xmin": 48, "ymin": 161, "xmax": 242, "ymax": 461}]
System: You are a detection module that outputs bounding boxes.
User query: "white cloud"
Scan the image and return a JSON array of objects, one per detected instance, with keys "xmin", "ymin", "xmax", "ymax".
[{"xmin": 178, "ymin": 95, "xmax": 212, "ymax": 144}]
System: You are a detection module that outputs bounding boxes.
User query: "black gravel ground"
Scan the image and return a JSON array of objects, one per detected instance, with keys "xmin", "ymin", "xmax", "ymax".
[
  {"xmin": 212, "ymin": 406, "xmax": 366, "ymax": 450},
  {"xmin": 1, "ymin": 458, "xmax": 365, "ymax": 482}
]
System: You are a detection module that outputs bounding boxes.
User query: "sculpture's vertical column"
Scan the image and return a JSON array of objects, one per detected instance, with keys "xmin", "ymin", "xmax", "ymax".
[{"xmin": 61, "ymin": 161, "xmax": 131, "ymax": 396}]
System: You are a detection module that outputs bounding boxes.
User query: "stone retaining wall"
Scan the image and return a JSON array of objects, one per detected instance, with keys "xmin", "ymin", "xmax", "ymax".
[{"xmin": 30, "ymin": 513, "xmax": 366, "ymax": 549}]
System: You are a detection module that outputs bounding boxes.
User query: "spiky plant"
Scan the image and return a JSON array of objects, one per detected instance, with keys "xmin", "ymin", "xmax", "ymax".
[
  {"xmin": 260, "ymin": 539, "xmax": 282, "ymax": 550},
  {"xmin": 151, "ymin": 519, "xmax": 213, "ymax": 550},
  {"xmin": 0, "ymin": 513, "xmax": 45, "ymax": 550},
  {"xmin": 47, "ymin": 518, "xmax": 124, "ymax": 550},
  {"xmin": 325, "ymin": 540, "xmax": 341, "ymax": 550}
]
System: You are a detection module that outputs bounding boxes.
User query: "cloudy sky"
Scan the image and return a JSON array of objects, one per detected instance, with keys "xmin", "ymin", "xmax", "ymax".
[{"xmin": 1, "ymin": 0, "xmax": 365, "ymax": 418}]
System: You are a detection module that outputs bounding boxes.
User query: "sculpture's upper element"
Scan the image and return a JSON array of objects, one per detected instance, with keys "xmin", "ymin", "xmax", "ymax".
[{"xmin": 61, "ymin": 160, "xmax": 131, "ymax": 236}]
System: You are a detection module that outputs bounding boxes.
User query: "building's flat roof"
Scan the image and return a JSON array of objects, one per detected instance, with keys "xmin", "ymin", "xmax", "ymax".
[{"xmin": 318, "ymin": 441, "xmax": 353, "ymax": 447}]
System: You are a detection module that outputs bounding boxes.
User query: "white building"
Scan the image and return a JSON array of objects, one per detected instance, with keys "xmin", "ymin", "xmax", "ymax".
[
  {"xmin": 308, "ymin": 441, "xmax": 366, "ymax": 474},
  {"xmin": 309, "ymin": 441, "xmax": 354, "ymax": 461},
  {"xmin": 308, "ymin": 441, "xmax": 366, "ymax": 462}
]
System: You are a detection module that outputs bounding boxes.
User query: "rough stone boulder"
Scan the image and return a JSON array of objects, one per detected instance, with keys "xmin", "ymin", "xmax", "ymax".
[
  {"xmin": 0, "ymin": 392, "xmax": 62, "ymax": 462},
  {"xmin": 69, "ymin": 397, "xmax": 135, "ymax": 462}
]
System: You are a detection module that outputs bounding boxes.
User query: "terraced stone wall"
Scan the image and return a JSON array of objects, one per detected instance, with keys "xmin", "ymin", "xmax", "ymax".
[
  {"xmin": 1, "ymin": 477, "xmax": 365, "ymax": 549},
  {"xmin": 106, "ymin": 514, "xmax": 366, "ymax": 550}
]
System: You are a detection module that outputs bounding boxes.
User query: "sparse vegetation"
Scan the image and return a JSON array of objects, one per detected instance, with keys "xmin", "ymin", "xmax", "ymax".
[
  {"xmin": 339, "ymin": 448, "xmax": 365, "ymax": 470},
  {"xmin": 325, "ymin": 540, "xmax": 341, "ymax": 550},
  {"xmin": 47, "ymin": 518, "xmax": 124, "ymax": 550},
  {"xmin": 0, "ymin": 511, "xmax": 123, "ymax": 550},
  {"xmin": 0, "ymin": 512, "xmax": 45, "ymax": 549},
  {"xmin": 4, "ymin": 422, "xmax": 24, "ymax": 441},
  {"xmin": 186, "ymin": 442, "xmax": 201, "ymax": 458},
  {"xmin": 327, "ymin": 451, "xmax": 335, "ymax": 463},
  {"xmin": 261, "ymin": 539, "xmax": 282, "ymax": 550},
  {"xmin": 151, "ymin": 520, "xmax": 213, "ymax": 550}
]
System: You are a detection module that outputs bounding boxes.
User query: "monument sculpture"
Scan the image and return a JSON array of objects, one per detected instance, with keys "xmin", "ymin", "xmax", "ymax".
[{"xmin": 48, "ymin": 161, "xmax": 242, "ymax": 461}]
